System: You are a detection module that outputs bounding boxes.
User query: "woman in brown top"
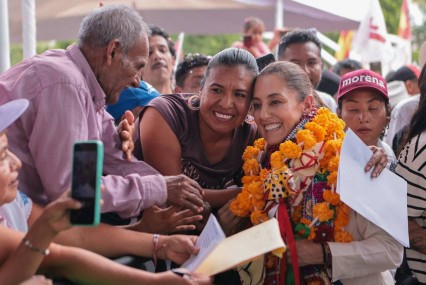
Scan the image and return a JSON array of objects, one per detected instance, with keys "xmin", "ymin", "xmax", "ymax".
[{"xmin": 139, "ymin": 48, "xmax": 258, "ymax": 235}]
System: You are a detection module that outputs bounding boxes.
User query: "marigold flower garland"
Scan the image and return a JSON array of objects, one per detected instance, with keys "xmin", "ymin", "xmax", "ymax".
[{"xmin": 230, "ymin": 107, "xmax": 353, "ymax": 243}]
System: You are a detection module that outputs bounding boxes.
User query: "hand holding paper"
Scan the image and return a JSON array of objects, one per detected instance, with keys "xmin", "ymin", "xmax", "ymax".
[
  {"xmin": 182, "ymin": 215, "xmax": 286, "ymax": 276},
  {"xmin": 338, "ymin": 129, "xmax": 409, "ymax": 247}
]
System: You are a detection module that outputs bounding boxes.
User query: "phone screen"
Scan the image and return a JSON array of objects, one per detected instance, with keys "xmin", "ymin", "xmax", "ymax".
[
  {"xmin": 256, "ymin": 53, "xmax": 275, "ymax": 72},
  {"xmin": 70, "ymin": 142, "xmax": 102, "ymax": 225}
]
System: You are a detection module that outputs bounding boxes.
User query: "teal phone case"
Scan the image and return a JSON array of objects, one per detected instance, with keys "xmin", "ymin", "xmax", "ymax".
[{"xmin": 70, "ymin": 140, "xmax": 103, "ymax": 226}]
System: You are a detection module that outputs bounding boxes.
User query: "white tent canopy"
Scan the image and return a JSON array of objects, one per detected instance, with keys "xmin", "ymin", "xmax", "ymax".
[
  {"xmin": 2, "ymin": 0, "xmax": 369, "ymax": 72},
  {"xmin": 6, "ymin": 0, "xmax": 367, "ymax": 42}
]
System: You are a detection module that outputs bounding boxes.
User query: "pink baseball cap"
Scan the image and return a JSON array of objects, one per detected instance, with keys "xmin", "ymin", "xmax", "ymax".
[
  {"xmin": 337, "ymin": 69, "xmax": 388, "ymax": 102},
  {"xmin": 0, "ymin": 99, "xmax": 29, "ymax": 132}
]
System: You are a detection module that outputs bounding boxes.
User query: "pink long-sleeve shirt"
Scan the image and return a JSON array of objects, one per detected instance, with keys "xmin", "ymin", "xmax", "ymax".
[{"xmin": 0, "ymin": 44, "xmax": 167, "ymax": 218}]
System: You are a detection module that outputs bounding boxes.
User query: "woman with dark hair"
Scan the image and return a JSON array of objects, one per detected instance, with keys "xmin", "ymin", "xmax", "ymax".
[
  {"xmin": 395, "ymin": 67, "xmax": 426, "ymax": 284},
  {"xmin": 139, "ymin": 48, "xmax": 258, "ymax": 232}
]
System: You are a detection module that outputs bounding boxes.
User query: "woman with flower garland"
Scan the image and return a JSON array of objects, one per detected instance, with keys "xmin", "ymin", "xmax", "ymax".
[{"xmin": 231, "ymin": 61, "xmax": 402, "ymax": 285}]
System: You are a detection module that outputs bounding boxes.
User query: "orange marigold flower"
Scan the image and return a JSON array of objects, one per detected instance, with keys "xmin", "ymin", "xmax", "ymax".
[
  {"xmin": 279, "ymin": 141, "xmax": 302, "ymax": 159},
  {"xmin": 323, "ymin": 139, "xmax": 342, "ymax": 157},
  {"xmin": 317, "ymin": 107, "xmax": 331, "ymax": 116},
  {"xmin": 259, "ymin": 168, "xmax": 271, "ymax": 181},
  {"xmin": 296, "ymin": 129, "xmax": 317, "ymax": 150},
  {"xmin": 327, "ymin": 171, "xmax": 338, "ymax": 186},
  {"xmin": 230, "ymin": 194, "xmax": 250, "ymax": 217},
  {"xmin": 302, "ymin": 222, "xmax": 316, "ymax": 240},
  {"xmin": 304, "ymin": 122, "xmax": 326, "ymax": 142},
  {"xmin": 338, "ymin": 203, "xmax": 351, "ymax": 215},
  {"xmin": 248, "ymin": 181, "xmax": 263, "ymax": 200},
  {"xmin": 334, "ymin": 209, "xmax": 349, "ymax": 229},
  {"xmin": 242, "ymin": 146, "xmax": 260, "ymax": 161},
  {"xmin": 334, "ymin": 230, "xmax": 353, "ymax": 242},
  {"xmin": 308, "ymin": 227, "xmax": 316, "ymax": 240},
  {"xmin": 323, "ymin": 190, "xmax": 340, "ymax": 206},
  {"xmin": 253, "ymin": 199, "xmax": 266, "ymax": 211},
  {"xmin": 243, "ymin": 158, "xmax": 260, "ymax": 176},
  {"xmin": 270, "ymin": 151, "xmax": 284, "ymax": 169},
  {"xmin": 251, "ymin": 209, "xmax": 269, "ymax": 225},
  {"xmin": 313, "ymin": 202, "xmax": 335, "ymax": 222},
  {"xmin": 312, "ymin": 114, "xmax": 330, "ymax": 129},
  {"xmin": 292, "ymin": 204, "xmax": 303, "ymax": 223},
  {"xmin": 241, "ymin": 175, "xmax": 260, "ymax": 185},
  {"xmin": 254, "ymin": 138, "xmax": 267, "ymax": 151},
  {"xmin": 327, "ymin": 156, "xmax": 340, "ymax": 172}
]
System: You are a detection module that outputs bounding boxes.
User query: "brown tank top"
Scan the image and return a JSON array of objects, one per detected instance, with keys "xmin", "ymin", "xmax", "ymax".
[{"xmin": 138, "ymin": 94, "xmax": 258, "ymax": 189}]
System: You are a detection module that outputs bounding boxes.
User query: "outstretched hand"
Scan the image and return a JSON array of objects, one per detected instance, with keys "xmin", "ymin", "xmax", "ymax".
[
  {"xmin": 165, "ymin": 175, "xmax": 204, "ymax": 213},
  {"xmin": 133, "ymin": 205, "xmax": 203, "ymax": 234},
  {"xmin": 365, "ymin": 145, "xmax": 389, "ymax": 178},
  {"xmin": 159, "ymin": 234, "xmax": 199, "ymax": 264},
  {"xmin": 117, "ymin": 110, "xmax": 135, "ymax": 161}
]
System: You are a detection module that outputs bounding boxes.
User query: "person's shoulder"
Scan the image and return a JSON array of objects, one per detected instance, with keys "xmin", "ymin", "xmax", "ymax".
[
  {"xmin": 316, "ymin": 91, "xmax": 337, "ymax": 111},
  {"xmin": 398, "ymin": 131, "xmax": 426, "ymax": 166},
  {"xmin": 393, "ymin": 94, "xmax": 420, "ymax": 111}
]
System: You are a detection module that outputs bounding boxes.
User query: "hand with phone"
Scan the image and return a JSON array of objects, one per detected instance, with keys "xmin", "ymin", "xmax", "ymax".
[
  {"xmin": 34, "ymin": 193, "xmax": 83, "ymax": 235},
  {"xmin": 70, "ymin": 140, "xmax": 103, "ymax": 226}
]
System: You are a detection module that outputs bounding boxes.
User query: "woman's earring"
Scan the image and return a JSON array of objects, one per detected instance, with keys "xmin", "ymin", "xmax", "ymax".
[
  {"xmin": 187, "ymin": 94, "xmax": 200, "ymax": 111},
  {"xmin": 245, "ymin": 114, "xmax": 255, "ymax": 124}
]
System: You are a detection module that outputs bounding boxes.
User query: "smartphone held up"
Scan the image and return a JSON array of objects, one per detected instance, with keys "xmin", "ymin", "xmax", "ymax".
[{"xmin": 70, "ymin": 140, "xmax": 103, "ymax": 226}]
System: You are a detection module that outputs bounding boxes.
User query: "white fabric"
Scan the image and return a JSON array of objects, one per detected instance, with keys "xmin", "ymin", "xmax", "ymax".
[
  {"xmin": 328, "ymin": 211, "xmax": 403, "ymax": 284},
  {"xmin": 328, "ymin": 143, "xmax": 402, "ymax": 284},
  {"xmin": 317, "ymin": 90, "xmax": 338, "ymax": 112},
  {"xmin": 0, "ymin": 191, "xmax": 32, "ymax": 232},
  {"xmin": 385, "ymin": 94, "xmax": 420, "ymax": 146}
]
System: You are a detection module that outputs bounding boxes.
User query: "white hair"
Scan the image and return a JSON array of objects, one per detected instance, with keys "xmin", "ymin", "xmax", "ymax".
[{"xmin": 77, "ymin": 4, "xmax": 150, "ymax": 54}]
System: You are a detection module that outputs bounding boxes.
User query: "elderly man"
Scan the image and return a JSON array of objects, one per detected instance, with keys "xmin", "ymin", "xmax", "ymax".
[{"xmin": 0, "ymin": 5, "xmax": 203, "ymax": 220}]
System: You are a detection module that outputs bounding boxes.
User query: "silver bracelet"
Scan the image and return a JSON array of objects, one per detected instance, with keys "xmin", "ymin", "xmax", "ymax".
[{"xmin": 23, "ymin": 238, "xmax": 50, "ymax": 256}]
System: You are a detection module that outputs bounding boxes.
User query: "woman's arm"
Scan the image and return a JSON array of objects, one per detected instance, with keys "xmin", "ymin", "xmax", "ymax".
[
  {"xmin": 28, "ymin": 203, "xmax": 201, "ymax": 264},
  {"xmin": 40, "ymin": 244, "xmax": 211, "ymax": 285},
  {"xmin": 0, "ymin": 198, "xmax": 82, "ymax": 285},
  {"xmin": 140, "ymin": 107, "xmax": 241, "ymax": 208},
  {"xmin": 140, "ymin": 107, "xmax": 182, "ymax": 175},
  {"xmin": 327, "ymin": 212, "xmax": 403, "ymax": 281}
]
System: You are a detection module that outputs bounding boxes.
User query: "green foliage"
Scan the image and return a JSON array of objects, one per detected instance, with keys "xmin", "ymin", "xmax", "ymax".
[
  {"xmin": 177, "ymin": 34, "xmax": 240, "ymax": 57},
  {"xmin": 380, "ymin": 0, "xmax": 402, "ymax": 34}
]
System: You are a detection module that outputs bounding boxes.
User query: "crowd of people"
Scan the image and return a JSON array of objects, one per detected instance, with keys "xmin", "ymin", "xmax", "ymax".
[{"xmin": 0, "ymin": 4, "xmax": 424, "ymax": 285}]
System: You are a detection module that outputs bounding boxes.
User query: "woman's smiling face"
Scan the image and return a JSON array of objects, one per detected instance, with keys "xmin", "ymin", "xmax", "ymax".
[
  {"xmin": 252, "ymin": 73, "xmax": 313, "ymax": 146},
  {"xmin": 198, "ymin": 64, "xmax": 254, "ymax": 135}
]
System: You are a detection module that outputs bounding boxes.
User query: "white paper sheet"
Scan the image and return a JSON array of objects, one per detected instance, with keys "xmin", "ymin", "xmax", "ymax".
[
  {"xmin": 338, "ymin": 129, "xmax": 409, "ymax": 247},
  {"xmin": 182, "ymin": 214, "xmax": 226, "ymax": 271},
  {"xmin": 194, "ymin": 218, "xmax": 286, "ymax": 276}
]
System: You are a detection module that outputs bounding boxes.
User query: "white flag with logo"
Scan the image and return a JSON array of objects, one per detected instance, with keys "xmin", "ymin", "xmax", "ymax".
[{"xmin": 350, "ymin": 0, "xmax": 393, "ymax": 63}]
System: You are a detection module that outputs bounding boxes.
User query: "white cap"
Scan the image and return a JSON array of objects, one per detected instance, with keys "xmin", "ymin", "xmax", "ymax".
[
  {"xmin": 387, "ymin": 81, "xmax": 409, "ymax": 109},
  {"xmin": 0, "ymin": 99, "xmax": 29, "ymax": 132}
]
